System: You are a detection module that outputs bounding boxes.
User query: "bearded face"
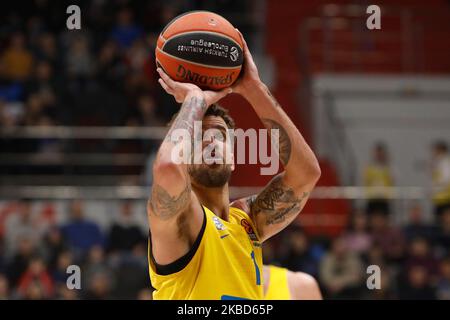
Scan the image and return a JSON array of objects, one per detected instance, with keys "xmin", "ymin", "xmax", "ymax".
[{"xmin": 188, "ymin": 115, "xmax": 234, "ymax": 188}]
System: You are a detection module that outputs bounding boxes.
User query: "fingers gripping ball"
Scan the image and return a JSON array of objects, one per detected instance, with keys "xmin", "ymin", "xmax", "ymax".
[{"xmin": 156, "ymin": 11, "xmax": 244, "ymax": 90}]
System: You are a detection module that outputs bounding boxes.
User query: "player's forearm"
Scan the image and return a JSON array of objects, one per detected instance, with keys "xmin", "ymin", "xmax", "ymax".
[
  {"xmin": 244, "ymin": 82, "xmax": 321, "ymax": 186},
  {"xmin": 154, "ymin": 91, "xmax": 207, "ymax": 172},
  {"xmin": 149, "ymin": 91, "xmax": 206, "ymax": 220},
  {"xmin": 151, "ymin": 91, "xmax": 206, "ymax": 207}
]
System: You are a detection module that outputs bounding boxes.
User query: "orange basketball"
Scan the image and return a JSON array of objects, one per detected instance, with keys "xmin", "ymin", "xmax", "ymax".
[{"xmin": 156, "ymin": 11, "xmax": 244, "ymax": 90}]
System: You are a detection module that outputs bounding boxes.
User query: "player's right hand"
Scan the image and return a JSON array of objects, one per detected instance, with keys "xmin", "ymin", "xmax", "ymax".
[{"xmin": 157, "ymin": 68, "xmax": 232, "ymax": 106}]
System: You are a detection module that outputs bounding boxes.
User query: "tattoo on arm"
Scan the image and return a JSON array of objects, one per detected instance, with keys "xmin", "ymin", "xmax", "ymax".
[
  {"xmin": 261, "ymin": 118, "xmax": 292, "ymax": 166},
  {"xmin": 149, "ymin": 181, "xmax": 191, "ymax": 220},
  {"xmin": 166, "ymin": 96, "xmax": 207, "ymax": 144},
  {"xmin": 249, "ymin": 175, "xmax": 309, "ymax": 226}
]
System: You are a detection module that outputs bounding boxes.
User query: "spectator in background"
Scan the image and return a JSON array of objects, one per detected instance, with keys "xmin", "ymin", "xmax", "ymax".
[
  {"xmin": 0, "ymin": 98, "xmax": 20, "ymax": 128},
  {"xmin": 60, "ymin": 200, "xmax": 104, "ymax": 258},
  {"xmin": 435, "ymin": 208, "xmax": 450, "ymax": 256},
  {"xmin": 281, "ymin": 227, "xmax": 321, "ymax": 277},
  {"xmin": 398, "ymin": 265, "xmax": 437, "ymax": 300},
  {"xmin": 83, "ymin": 246, "xmax": 113, "ymax": 290},
  {"xmin": 0, "ymin": 239, "xmax": 5, "ymax": 274},
  {"xmin": 97, "ymin": 40, "xmax": 126, "ymax": 90},
  {"xmin": 403, "ymin": 202, "xmax": 436, "ymax": 242},
  {"xmin": 341, "ymin": 211, "xmax": 372, "ymax": 257},
  {"xmin": 65, "ymin": 35, "xmax": 95, "ymax": 91},
  {"xmin": 405, "ymin": 237, "xmax": 439, "ymax": 280},
  {"xmin": 4, "ymin": 199, "xmax": 45, "ymax": 257},
  {"xmin": 364, "ymin": 244, "xmax": 395, "ymax": 299},
  {"xmin": 51, "ymin": 250, "xmax": 73, "ymax": 286},
  {"xmin": 110, "ymin": 8, "xmax": 143, "ymax": 50},
  {"xmin": 34, "ymin": 33, "xmax": 60, "ymax": 73},
  {"xmin": 125, "ymin": 39, "xmax": 150, "ymax": 75},
  {"xmin": 56, "ymin": 287, "xmax": 79, "ymax": 300},
  {"xmin": 262, "ymin": 240, "xmax": 278, "ymax": 266},
  {"xmin": 0, "ymin": 67, "xmax": 25, "ymax": 127},
  {"xmin": 431, "ymin": 141, "xmax": 450, "ymax": 221},
  {"xmin": 136, "ymin": 94, "xmax": 164, "ymax": 127},
  {"xmin": 25, "ymin": 60, "xmax": 58, "ymax": 119},
  {"xmin": 133, "ymin": 94, "xmax": 164, "ymax": 162},
  {"xmin": 84, "ymin": 273, "xmax": 112, "ymax": 300},
  {"xmin": 0, "ymin": 202, "xmax": 15, "ymax": 244},
  {"xmin": 319, "ymin": 237, "xmax": 364, "ymax": 299},
  {"xmin": 0, "ymin": 33, "xmax": 34, "ymax": 82},
  {"xmin": 6, "ymin": 237, "xmax": 36, "ymax": 287},
  {"xmin": 363, "ymin": 142, "xmax": 394, "ymax": 216},
  {"xmin": 42, "ymin": 227, "xmax": 67, "ymax": 272},
  {"xmin": 370, "ymin": 211, "xmax": 406, "ymax": 264},
  {"xmin": 17, "ymin": 256, "xmax": 54, "ymax": 299},
  {"xmin": 111, "ymin": 243, "xmax": 149, "ymax": 299},
  {"xmin": 83, "ymin": 246, "xmax": 113, "ymax": 299},
  {"xmin": 0, "ymin": 274, "xmax": 9, "ymax": 300},
  {"xmin": 21, "ymin": 281, "xmax": 47, "ymax": 300},
  {"xmin": 436, "ymin": 256, "xmax": 450, "ymax": 300},
  {"xmin": 108, "ymin": 200, "xmax": 145, "ymax": 254},
  {"xmin": 137, "ymin": 288, "xmax": 153, "ymax": 300},
  {"xmin": 22, "ymin": 93, "xmax": 44, "ymax": 127}
]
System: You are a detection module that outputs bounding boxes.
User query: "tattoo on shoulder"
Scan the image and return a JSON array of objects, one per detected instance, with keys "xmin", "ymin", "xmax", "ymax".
[
  {"xmin": 149, "ymin": 182, "xmax": 191, "ymax": 220},
  {"xmin": 250, "ymin": 175, "xmax": 309, "ymax": 226},
  {"xmin": 261, "ymin": 118, "xmax": 292, "ymax": 166}
]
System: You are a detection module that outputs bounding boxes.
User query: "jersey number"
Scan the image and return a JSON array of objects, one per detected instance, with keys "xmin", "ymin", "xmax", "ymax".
[{"xmin": 250, "ymin": 250, "xmax": 261, "ymax": 285}]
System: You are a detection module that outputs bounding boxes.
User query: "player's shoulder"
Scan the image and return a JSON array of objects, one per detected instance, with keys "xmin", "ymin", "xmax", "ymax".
[
  {"xmin": 289, "ymin": 271, "xmax": 317, "ymax": 286},
  {"xmin": 230, "ymin": 197, "xmax": 251, "ymax": 214},
  {"xmin": 287, "ymin": 271, "xmax": 322, "ymax": 300}
]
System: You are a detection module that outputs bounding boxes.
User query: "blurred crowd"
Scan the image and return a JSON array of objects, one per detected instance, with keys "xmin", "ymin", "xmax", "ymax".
[
  {"xmin": 0, "ymin": 0, "xmax": 254, "ymax": 154},
  {"xmin": 264, "ymin": 204, "xmax": 450, "ymax": 300},
  {"xmin": 262, "ymin": 141, "xmax": 450, "ymax": 300},
  {"xmin": 0, "ymin": 199, "xmax": 151, "ymax": 300},
  {"xmin": 0, "ymin": 0, "xmax": 257, "ymax": 183},
  {"xmin": 0, "ymin": 197, "xmax": 449, "ymax": 300}
]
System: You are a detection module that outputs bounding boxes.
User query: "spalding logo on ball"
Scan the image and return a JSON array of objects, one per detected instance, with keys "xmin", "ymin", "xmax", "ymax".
[{"xmin": 156, "ymin": 11, "xmax": 244, "ymax": 90}]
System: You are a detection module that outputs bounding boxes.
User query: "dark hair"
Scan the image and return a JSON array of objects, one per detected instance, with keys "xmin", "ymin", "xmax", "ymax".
[
  {"xmin": 374, "ymin": 141, "xmax": 387, "ymax": 152},
  {"xmin": 204, "ymin": 104, "xmax": 235, "ymax": 129},
  {"xmin": 167, "ymin": 103, "xmax": 235, "ymax": 129},
  {"xmin": 433, "ymin": 140, "xmax": 448, "ymax": 153},
  {"xmin": 346, "ymin": 211, "xmax": 368, "ymax": 232}
]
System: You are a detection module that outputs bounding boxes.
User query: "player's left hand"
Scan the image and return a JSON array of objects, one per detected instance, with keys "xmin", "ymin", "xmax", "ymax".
[
  {"xmin": 157, "ymin": 68, "xmax": 232, "ymax": 106},
  {"xmin": 231, "ymin": 29, "xmax": 262, "ymax": 96}
]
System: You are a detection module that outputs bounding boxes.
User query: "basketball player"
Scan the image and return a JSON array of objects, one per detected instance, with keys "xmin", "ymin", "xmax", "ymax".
[
  {"xmin": 148, "ymin": 31, "xmax": 321, "ymax": 299},
  {"xmin": 263, "ymin": 265, "xmax": 322, "ymax": 300}
]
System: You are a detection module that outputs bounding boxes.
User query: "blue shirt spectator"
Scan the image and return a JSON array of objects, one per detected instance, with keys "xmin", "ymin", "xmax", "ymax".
[
  {"xmin": 0, "ymin": 82, "xmax": 23, "ymax": 102},
  {"xmin": 60, "ymin": 200, "xmax": 104, "ymax": 258},
  {"xmin": 110, "ymin": 8, "xmax": 143, "ymax": 50}
]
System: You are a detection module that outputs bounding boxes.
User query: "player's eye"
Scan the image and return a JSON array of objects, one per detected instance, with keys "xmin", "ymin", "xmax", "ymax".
[{"xmin": 215, "ymin": 131, "xmax": 225, "ymax": 142}]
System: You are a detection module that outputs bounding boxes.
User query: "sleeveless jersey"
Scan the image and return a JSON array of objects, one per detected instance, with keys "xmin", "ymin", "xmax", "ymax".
[
  {"xmin": 148, "ymin": 205, "xmax": 263, "ymax": 300},
  {"xmin": 264, "ymin": 265, "xmax": 291, "ymax": 300}
]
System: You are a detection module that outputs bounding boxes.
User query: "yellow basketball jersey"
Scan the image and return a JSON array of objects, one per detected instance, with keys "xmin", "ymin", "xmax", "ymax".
[
  {"xmin": 148, "ymin": 205, "xmax": 263, "ymax": 300},
  {"xmin": 264, "ymin": 265, "xmax": 291, "ymax": 300}
]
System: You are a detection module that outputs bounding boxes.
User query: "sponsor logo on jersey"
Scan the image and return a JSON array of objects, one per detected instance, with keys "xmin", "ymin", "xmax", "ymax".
[
  {"xmin": 213, "ymin": 216, "xmax": 226, "ymax": 231},
  {"xmin": 241, "ymin": 219, "xmax": 258, "ymax": 241}
]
